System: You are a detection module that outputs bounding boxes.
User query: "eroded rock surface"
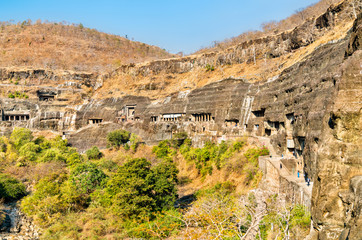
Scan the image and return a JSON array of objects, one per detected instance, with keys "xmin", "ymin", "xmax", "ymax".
[{"xmin": 0, "ymin": 2, "xmax": 360, "ymax": 239}]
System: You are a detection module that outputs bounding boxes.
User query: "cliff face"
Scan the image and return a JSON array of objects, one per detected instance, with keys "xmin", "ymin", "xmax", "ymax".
[
  {"xmin": 311, "ymin": 15, "xmax": 362, "ymax": 240},
  {"xmin": 0, "ymin": 1, "xmax": 360, "ymax": 239},
  {"xmin": 60, "ymin": 14, "xmax": 362, "ymax": 239}
]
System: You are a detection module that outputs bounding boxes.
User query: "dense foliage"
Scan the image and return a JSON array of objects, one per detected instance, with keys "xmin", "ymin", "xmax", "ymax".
[
  {"xmin": 0, "ymin": 128, "xmax": 181, "ymax": 238},
  {"xmin": 0, "ymin": 174, "xmax": 26, "ymax": 201},
  {"xmin": 85, "ymin": 146, "xmax": 103, "ymax": 160},
  {"xmin": 106, "ymin": 129, "xmax": 130, "ymax": 148},
  {"xmin": 0, "ymin": 128, "xmax": 309, "ymax": 239}
]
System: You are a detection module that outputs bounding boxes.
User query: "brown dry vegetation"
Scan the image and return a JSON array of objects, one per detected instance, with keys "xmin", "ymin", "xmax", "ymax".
[
  {"xmin": 96, "ymin": 0, "xmax": 360, "ymax": 99},
  {"xmin": 97, "ymin": 16, "xmax": 354, "ymax": 99},
  {"xmin": 176, "ymin": 137, "xmax": 267, "ymax": 198},
  {"xmin": 0, "ymin": 20, "xmax": 174, "ymax": 72}
]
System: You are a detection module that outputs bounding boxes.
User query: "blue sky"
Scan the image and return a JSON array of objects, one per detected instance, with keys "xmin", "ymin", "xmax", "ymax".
[{"xmin": 0, "ymin": 0, "xmax": 318, "ymax": 54}]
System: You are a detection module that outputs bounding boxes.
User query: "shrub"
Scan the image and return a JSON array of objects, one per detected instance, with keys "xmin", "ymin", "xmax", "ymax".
[
  {"xmin": 205, "ymin": 64, "xmax": 215, "ymax": 71},
  {"xmin": 232, "ymin": 140, "xmax": 245, "ymax": 152},
  {"xmin": 70, "ymin": 163, "xmax": 108, "ymax": 195},
  {"xmin": 7, "ymin": 91, "xmax": 28, "ymax": 99},
  {"xmin": 0, "ymin": 137, "xmax": 7, "ymax": 152},
  {"xmin": 148, "ymin": 159, "xmax": 178, "ymax": 211},
  {"xmin": 124, "ymin": 143, "xmax": 130, "ymax": 150},
  {"xmin": 96, "ymin": 158, "xmax": 178, "ymax": 220},
  {"xmin": 19, "ymin": 142, "xmax": 41, "ymax": 161},
  {"xmin": 181, "ymin": 139, "xmax": 248, "ymax": 175},
  {"xmin": 124, "ymin": 209, "xmax": 182, "ymax": 239},
  {"xmin": 291, "ymin": 204, "xmax": 311, "ymax": 229},
  {"xmin": 129, "ymin": 133, "xmax": 141, "ymax": 152},
  {"xmin": 171, "ymin": 132, "xmax": 188, "ymax": 148},
  {"xmin": 49, "ymin": 136, "xmax": 68, "ymax": 150},
  {"xmin": 21, "ymin": 177, "xmax": 65, "ymax": 225},
  {"xmin": 10, "ymin": 127, "xmax": 33, "ymax": 150},
  {"xmin": 107, "ymin": 129, "xmax": 130, "ymax": 148},
  {"xmin": 244, "ymin": 146, "xmax": 269, "ymax": 185},
  {"xmin": 66, "ymin": 152, "xmax": 83, "ymax": 166},
  {"xmin": 0, "ymin": 174, "xmax": 26, "ymax": 201},
  {"xmin": 104, "ymin": 158, "xmax": 154, "ymax": 219},
  {"xmin": 38, "ymin": 148, "xmax": 66, "ymax": 163},
  {"xmin": 152, "ymin": 140, "xmax": 173, "ymax": 159},
  {"xmin": 85, "ymin": 146, "xmax": 103, "ymax": 160},
  {"xmin": 196, "ymin": 181, "xmax": 235, "ymax": 198}
]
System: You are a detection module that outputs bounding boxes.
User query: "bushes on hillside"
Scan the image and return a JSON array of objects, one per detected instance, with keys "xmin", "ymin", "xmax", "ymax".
[
  {"xmin": 107, "ymin": 129, "xmax": 130, "ymax": 148},
  {"xmin": 0, "ymin": 128, "xmax": 84, "ymax": 168},
  {"xmin": 10, "ymin": 127, "xmax": 33, "ymax": 150},
  {"xmin": 152, "ymin": 140, "xmax": 174, "ymax": 159},
  {"xmin": 7, "ymin": 91, "xmax": 28, "ymax": 99},
  {"xmin": 243, "ymin": 146, "xmax": 269, "ymax": 185},
  {"xmin": 70, "ymin": 162, "xmax": 107, "ymax": 195},
  {"xmin": 0, "ymin": 174, "xmax": 26, "ymax": 201},
  {"xmin": 93, "ymin": 157, "xmax": 178, "ymax": 219},
  {"xmin": 180, "ymin": 139, "xmax": 246, "ymax": 176},
  {"xmin": 85, "ymin": 146, "xmax": 103, "ymax": 160},
  {"xmin": 19, "ymin": 142, "xmax": 41, "ymax": 161}
]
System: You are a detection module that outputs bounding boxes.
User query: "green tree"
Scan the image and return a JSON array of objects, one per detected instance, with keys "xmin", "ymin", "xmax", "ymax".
[
  {"xmin": 148, "ymin": 160, "xmax": 179, "ymax": 210},
  {"xmin": 85, "ymin": 146, "xmax": 103, "ymax": 160},
  {"xmin": 99, "ymin": 158, "xmax": 179, "ymax": 219},
  {"xmin": 152, "ymin": 140, "xmax": 173, "ymax": 159},
  {"xmin": 0, "ymin": 174, "xmax": 26, "ymax": 201},
  {"xmin": 19, "ymin": 142, "xmax": 40, "ymax": 161},
  {"xmin": 70, "ymin": 162, "xmax": 108, "ymax": 195},
  {"xmin": 0, "ymin": 137, "xmax": 7, "ymax": 152},
  {"xmin": 105, "ymin": 158, "xmax": 154, "ymax": 219},
  {"xmin": 107, "ymin": 129, "xmax": 130, "ymax": 148},
  {"xmin": 10, "ymin": 127, "xmax": 33, "ymax": 150}
]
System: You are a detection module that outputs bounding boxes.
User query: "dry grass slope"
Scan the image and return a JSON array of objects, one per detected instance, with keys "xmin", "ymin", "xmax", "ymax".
[{"xmin": 0, "ymin": 20, "xmax": 175, "ymax": 72}]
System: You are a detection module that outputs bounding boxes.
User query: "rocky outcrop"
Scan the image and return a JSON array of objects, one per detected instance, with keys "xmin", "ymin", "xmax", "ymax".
[
  {"xmin": 0, "ymin": 2, "xmax": 359, "ymax": 239},
  {"xmin": 0, "ymin": 203, "xmax": 40, "ymax": 239},
  {"xmin": 0, "ymin": 67, "xmax": 101, "ymax": 88},
  {"xmin": 109, "ymin": 0, "xmax": 355, "ymax": 78},
  {"xmin": 310, "ymin": 14, "xmax": 362, "ymax": 239}
]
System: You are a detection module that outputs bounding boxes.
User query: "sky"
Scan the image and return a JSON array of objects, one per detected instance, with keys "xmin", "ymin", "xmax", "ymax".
[{"xmin": 0, "ymin": 0, "xmax": 319, "ymax": 54}]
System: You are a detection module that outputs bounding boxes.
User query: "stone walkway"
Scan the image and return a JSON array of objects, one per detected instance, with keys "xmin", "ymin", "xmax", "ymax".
[
  {"xmin": 263, "ymin": 156, "xmax": 313, "ymax": 203},
  {"xmin": 269, "ymin": 157, "xmax": 313, "ymax": 197}
]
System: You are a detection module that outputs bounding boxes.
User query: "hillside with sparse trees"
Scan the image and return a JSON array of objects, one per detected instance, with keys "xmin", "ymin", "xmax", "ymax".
[{"xmin": 0, "ymin": 20, "xmax": 174, "ymax": 72}]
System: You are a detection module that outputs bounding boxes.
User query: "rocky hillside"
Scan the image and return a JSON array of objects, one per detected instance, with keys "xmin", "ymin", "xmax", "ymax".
[
  {"xmin": 0, "ymin": 21, "xmax": 174, "ymax": 72},
  {"xmin": 195, "ymin": 0, "xmax": 342, "ymax": 54},
  {"xmin": 96, "ymin": 0, "xmax": 360, "ymax": 99},
  {"xmin": 0, "ymin": 0, "xmax": 360, "ymax": 239}
]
